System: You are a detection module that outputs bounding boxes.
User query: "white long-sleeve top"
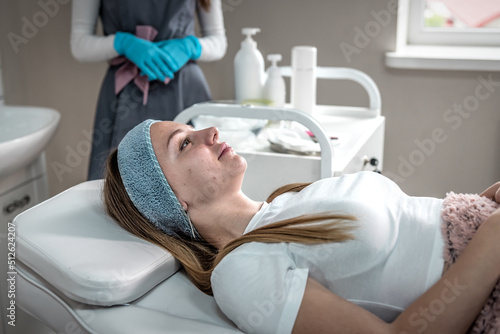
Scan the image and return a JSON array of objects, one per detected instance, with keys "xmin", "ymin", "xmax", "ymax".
[{"xmin": 70, "ymin": 0, "xmax": 227, "ymax": 63}]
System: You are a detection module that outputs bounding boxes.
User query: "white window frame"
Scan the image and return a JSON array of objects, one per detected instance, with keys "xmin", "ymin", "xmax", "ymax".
[
  {"xmin": 408, "ymin": 0, "xmax": 500, "ymax": 47},
  {"xmin": 385, "ymin": 0, "xmax": 500, "ymax": 71}
]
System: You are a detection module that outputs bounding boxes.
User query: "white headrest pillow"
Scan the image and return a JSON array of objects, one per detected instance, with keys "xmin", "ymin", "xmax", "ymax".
[{"xmin": 15, "ymin": 180, "xmax": 180, "ymax": 306}]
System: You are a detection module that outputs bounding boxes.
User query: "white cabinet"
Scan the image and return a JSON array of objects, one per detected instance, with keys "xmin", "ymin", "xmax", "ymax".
[
  {"xmin": 239, "ymin": 107, "xmax": 385, "ymax": 200},
  {"xmin": 0, "ymin": 154, "xmax": 54, "ymax": 334}
]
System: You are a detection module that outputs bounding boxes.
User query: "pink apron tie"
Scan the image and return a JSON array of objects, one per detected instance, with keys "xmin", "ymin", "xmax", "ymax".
[{"xmin": 111, "ymin": 25, "xmax": 170, "ymax": 105}]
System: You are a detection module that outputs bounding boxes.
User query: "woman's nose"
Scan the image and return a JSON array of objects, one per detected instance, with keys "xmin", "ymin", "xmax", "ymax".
[{"xmin": 200, "ymin": 126, "xmax": 219, "ymax": 145}]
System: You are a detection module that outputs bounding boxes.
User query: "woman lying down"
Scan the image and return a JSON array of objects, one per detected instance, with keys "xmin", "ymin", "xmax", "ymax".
[{"xmin": 103, "ymin": 119, "xmax": 500, "ymax": 334}]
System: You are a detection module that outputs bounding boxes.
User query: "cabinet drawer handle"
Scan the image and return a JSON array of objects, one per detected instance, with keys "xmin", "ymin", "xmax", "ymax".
[{"xmin": 3, "ymin": 195, "xmax": 31, "ymax": 214}]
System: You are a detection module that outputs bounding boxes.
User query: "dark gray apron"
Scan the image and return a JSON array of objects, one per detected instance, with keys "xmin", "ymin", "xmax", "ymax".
[{"xmin": 88, "ymin": 0, "xmax": 211, "ymax": 180}]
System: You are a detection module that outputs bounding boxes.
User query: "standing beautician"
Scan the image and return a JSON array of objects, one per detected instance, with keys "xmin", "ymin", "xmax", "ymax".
[{"xmin": 70, "ymin": 0, "xmax": 227, "ymax": 180}]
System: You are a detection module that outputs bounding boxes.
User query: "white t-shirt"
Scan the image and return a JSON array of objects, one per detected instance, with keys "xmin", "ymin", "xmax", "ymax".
[{"xmin": 211, "ymin": 172, "xmax": 445, "ymax": 334}]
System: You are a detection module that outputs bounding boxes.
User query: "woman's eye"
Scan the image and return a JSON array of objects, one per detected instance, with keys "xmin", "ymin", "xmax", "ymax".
[{"xmin": 180, "ymin": 138, "xmax": 190, "ymax": 151}]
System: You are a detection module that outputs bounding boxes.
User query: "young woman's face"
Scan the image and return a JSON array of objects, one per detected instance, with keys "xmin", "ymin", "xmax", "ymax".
[{"xmin": 150, "ymin": 121, "xmax": 247, "ymax": 208}]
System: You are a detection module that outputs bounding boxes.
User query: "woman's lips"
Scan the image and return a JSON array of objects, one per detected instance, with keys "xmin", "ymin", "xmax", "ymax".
[{"xmin": 218, "ymin": 143, "xmax": 232, "ymax": 159}]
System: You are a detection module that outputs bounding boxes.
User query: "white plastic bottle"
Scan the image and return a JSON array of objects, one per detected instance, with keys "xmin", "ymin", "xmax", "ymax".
[
  {"xmin": 234, "ymin": 28, "xmax": 265, "ymax": 103},
  {"xmin": 263, "ymin": 54, "xmax": 286, "ymax": 108},
  {"xmin": 291, "ymin": 46, "xmax": 317, "ymax": 114}
]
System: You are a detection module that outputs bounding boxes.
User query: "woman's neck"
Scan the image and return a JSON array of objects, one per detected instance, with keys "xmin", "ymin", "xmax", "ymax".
[{"xmin": 190, "ymin": 192, "xmax": 263, "ymax": 250}]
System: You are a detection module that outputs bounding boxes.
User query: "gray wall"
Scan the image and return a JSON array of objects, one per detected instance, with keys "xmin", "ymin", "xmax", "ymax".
[{"xmin": 1, "ymin": 0, "xmax": 499, "ymax": 198}]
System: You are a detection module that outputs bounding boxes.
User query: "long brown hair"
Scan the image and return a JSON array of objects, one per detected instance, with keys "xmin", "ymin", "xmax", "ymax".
[{"xmin": 103, "ymin": 149, "xmax": 355, "ymax": 295}]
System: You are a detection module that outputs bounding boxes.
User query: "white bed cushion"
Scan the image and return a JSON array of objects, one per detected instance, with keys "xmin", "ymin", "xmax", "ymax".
[{"xmin": 15, "ymin": 180, "xmax": 180, "ymax": 306}]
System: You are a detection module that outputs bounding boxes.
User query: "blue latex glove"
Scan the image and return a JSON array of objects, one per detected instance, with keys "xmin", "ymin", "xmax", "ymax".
[
  {"xmin": 114, "ymin": 32, "xmax": 174, "ymax": 81},
  {"xmin": 155, "ymin": 36, "xmax": 202, "ymax": 74}
]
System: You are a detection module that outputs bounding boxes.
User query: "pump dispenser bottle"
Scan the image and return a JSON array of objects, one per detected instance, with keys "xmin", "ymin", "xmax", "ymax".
[
  {"xmin": 234, "ymin": 28, "xmax": 265, "ymax": 103},
  {"xmin": 291, "ymin": 46, "xmax": 317, "ymax": 114},
  {"xmin": 263, "ymin": 54, "xmax": 285, "ymax": 108}
]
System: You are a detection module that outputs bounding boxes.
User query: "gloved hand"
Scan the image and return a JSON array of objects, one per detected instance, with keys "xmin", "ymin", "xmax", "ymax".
[
  {"xmin": 114, "ymin": 32, "xmax": 174, "ymax": 82},
  {"xmin": 155, "ymin": 36, "xmax": 202, "ymax": 74}
]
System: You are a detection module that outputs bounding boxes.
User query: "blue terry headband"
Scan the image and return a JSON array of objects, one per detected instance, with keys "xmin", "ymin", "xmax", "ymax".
[{"xmin": 117, "ymin": 119, "xmax": 201, "ymax": 240}]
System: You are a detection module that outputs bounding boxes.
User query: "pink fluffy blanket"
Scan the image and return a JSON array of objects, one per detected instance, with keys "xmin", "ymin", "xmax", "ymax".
[{"xmin": 441, "ymin": 192, "xmax": 500, "ymax": 333}]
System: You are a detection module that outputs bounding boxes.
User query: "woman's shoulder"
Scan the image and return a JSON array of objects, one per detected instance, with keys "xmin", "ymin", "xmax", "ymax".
[
  {"xmin": 212, "ymin": 242, "xmax": 294, "ymax": 282},
  {"xmin": 215, "ymin": 242, "xmax": 289, "ymax": 267},
  {"xmin": 211, "ymin": 241, "xmax": 309, "ymax": 334}
]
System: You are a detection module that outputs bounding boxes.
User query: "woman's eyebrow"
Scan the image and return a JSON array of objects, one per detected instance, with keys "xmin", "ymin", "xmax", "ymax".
[
  {"xmin": 167, "ymin": 128, "xmax": 184, "ymax": 149},
  {"xmin": 166, "ymin": 125, "xmax": 194, "ymax": 149}
]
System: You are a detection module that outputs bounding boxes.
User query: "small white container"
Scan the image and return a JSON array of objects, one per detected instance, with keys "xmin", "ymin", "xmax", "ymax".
[
  {"xmin": 234, "ymin": 28, "xmax": 265, "ymax": 102},
  {"xmin": 263, "ymin": 54, "xmax": 286, "ymax": 108},
  {"xmin": 291, "ymin": 46, "xmax": 317, "ymax": 114}
]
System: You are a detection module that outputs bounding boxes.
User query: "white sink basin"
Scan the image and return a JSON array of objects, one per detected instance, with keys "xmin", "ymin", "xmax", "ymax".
[{"xmin": 0, "ymin": 105, "xmax": 60, "ymax": 179}]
